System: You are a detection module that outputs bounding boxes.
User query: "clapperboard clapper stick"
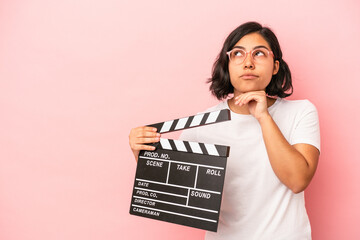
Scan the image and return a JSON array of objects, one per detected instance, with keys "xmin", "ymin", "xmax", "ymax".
[{"xmin": 130, "ymin": 109, "xmax": 231, "ymax": 232}]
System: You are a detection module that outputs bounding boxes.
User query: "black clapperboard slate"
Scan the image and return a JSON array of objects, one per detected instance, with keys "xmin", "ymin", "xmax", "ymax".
[{"xmin": 130, "ymin": 109, "xmax": 231, "ymax": 232}]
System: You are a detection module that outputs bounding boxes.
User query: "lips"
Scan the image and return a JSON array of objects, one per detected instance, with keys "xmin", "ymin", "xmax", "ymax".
[{"xmin": 240, "ymin": 74, "xmax": 258, "ymax": 80}]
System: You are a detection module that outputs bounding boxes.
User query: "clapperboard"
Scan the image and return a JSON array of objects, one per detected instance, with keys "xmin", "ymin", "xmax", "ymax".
[{"xmin": 130, "ymin": 109, "xmax": 231, "ymax": 232}]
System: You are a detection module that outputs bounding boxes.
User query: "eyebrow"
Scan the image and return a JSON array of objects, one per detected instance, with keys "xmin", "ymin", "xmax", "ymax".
[{"xmin": 232, "ymin": 45, "xmax": 270, "ymax": 51}]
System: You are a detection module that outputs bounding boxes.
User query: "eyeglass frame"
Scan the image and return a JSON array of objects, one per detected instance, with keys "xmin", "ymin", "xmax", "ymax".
[{"xmin": 226, "ymin": 46, "xmax": 275, "ymax": 64}]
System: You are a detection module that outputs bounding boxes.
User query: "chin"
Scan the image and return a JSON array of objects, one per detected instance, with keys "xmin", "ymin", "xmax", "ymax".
[{"xmin": 237, "ymin": 87, "xmax": 265, "ymax": 93}]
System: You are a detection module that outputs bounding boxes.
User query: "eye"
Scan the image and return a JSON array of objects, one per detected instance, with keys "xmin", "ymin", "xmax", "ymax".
[
  {"xmin": 232, "ymin": 49, "xmax": 245, "ymax": 57},
  {"xmin": 253, "ymin": 49, "xmax": 267, "ymax": 57}
]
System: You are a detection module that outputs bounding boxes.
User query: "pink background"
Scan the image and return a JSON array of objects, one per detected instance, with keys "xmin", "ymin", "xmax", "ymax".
[{"xmin": 1, "ymin": 0, "xmax": 359, "ymax": 239}]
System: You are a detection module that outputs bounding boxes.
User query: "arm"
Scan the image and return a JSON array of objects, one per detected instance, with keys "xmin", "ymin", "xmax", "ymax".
[
  {"xmin": 236, "ymin": 91, "xmax": 319, "ymax": 193},
  {"xmin": 258, "ymin": 114, "xmax": 319, "ymax": 193}
]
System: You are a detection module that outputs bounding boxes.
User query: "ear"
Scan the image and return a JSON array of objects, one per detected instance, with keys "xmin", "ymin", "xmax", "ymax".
[{"xmin": 273, "ymin": 60, "xmax": 280, "ymax": 75}]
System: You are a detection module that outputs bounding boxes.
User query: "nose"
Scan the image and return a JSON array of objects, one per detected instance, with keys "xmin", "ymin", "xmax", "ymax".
[{"xmin": 243, "ymin": 52, "xmax": 255, "ymax": 69}]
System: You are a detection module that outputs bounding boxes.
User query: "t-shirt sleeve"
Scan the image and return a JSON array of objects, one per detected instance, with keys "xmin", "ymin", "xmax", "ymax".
[{"xmin": 290, "ymin": 101, "xmax": 321, "ymax": 152}]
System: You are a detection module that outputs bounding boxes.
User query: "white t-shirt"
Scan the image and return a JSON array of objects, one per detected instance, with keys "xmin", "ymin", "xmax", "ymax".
[{"xmin": 179, "ymin": 98, "xmax": 320, "ymax": 240}]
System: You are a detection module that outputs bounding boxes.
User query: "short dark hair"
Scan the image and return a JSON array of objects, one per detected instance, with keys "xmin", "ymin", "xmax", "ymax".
[{"xmin": 207, "ymin": 21, "xmax": 293, "ymax": 100}]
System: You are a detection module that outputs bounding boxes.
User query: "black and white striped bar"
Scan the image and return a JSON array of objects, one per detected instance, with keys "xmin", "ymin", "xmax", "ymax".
[
  {"xmin": 149, "ymin": 139, "xmax": 229, "ymax": 157},
  {"xmin": 148, "ymin": 109, "xmax": 230, "ymax": 134}
]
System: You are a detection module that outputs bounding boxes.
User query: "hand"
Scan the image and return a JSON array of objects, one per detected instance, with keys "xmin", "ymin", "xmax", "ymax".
[
  {"xmin": 234, "ymin": 91, "xmax": 270, "ymax": 121},
  {"xmin": 129, "ymin": 126, "xmax": 161, "ymax": 162}
]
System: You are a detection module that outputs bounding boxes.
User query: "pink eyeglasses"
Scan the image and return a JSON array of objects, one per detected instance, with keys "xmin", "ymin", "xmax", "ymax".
[{"xmin": 227, "ymin": 47, "xmax": 274, "ymax": 65}]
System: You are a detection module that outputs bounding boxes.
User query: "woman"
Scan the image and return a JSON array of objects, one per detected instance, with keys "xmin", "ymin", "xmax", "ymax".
[{"xmin": 129, "ymin": 21, "xmax": 320, "ymax": 239}]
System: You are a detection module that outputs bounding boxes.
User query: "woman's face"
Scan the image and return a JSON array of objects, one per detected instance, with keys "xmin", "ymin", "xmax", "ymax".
[{"xmin": 228, "ymin": 32, "xmax": 279, "ymax": 95}]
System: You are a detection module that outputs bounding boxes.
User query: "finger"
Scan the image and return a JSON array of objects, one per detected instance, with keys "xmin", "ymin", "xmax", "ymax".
[
  {"xmin": 142, "ymin": 126, "xmax": 158, "ymax": 132},
  {"xmin": 235, "ymin": 93, "xmax": 245, "ymax": 101},
  {"xmin": 242, "ymin": 93, "xmax": 258, "ymax": 104},
  {"xmin": 133, "ymin": 126, "xmax": 157, "ymax": 134},
  {"xmin": 130, "ymin": 126, "xmax": 155, "ymax": 137},
  {"xmin": 235, "ymin": 94, "xmax": 244, "ymax": 104},
  {"xmin": 235, "ymin": 93, "xmax": 249, "ymax": 105},
  {"xmin": 136, "ymin": 137, "xmax": 161, "ymax": 144},
  {"xmin": 235, "ymin": 91, "xmax": 265, "ymax": 101},
  {"xmin": 137, "ymin": 131, "xmax": 161, "ymax": 138},
  {"xmin": 135, "ymin": 126, "xmax": 160, "ymax": 137},
  {"xmin": 237, "ymin": 92, "xmax": 264, "ymax": 105},
  {"xmin": 133, "ymin": 144, "xmax": 156, "ymax": 151},
  {"xmin": 243, "ymin": 93, "xmax": 265, "ymax": 105}
]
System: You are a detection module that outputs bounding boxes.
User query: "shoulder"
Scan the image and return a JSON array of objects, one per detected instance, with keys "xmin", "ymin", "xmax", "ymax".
[
  {"xmin": 198, "ymin": 101, "xmax": 228, "ymax": 114},
  {"xmin": 278, "ymin": 99, "xmax": 321, "ymax": 151},
  {"xmin": 272, "ymin": 98, "xmax": 319, "ymax": 127},
  {"xmin": 276, "ymin": 98, "xmax": 318, "ymax": 114}
]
